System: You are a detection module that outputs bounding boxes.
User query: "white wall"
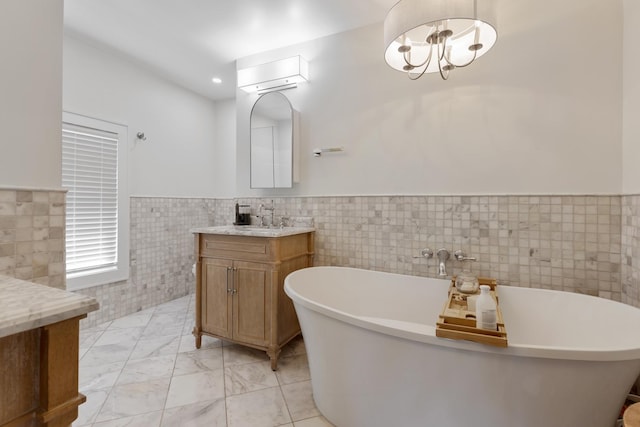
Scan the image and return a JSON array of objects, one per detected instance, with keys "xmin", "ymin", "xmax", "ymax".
[
  {"xmin": 214, "ymin": 99, "xmax": 238, "ymax": 198},
  {"xmin": 237, "ymin": 0, "xmax": 623, "ymax": 196},
  {"xmin": 0, "ymin": 0, "xmax": 63, "ymax": 189},
  {"xmin": 623, "ymin": 0, "xmax": 640, "ymax": 194},
  {"xmin": 63, "ymin": 35, "xmax": 224, "ymax": 198}
]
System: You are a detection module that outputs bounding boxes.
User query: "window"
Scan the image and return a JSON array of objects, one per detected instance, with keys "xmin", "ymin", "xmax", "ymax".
[{"xmin": 62, "ymin": 112, "xmax": 129, "ymax": 290}]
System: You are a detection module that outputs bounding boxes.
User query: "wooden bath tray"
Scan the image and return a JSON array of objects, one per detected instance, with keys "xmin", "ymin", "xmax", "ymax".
[{"xmin": 435, "ymin": 277, "xmax": 508, "ymax": 348}]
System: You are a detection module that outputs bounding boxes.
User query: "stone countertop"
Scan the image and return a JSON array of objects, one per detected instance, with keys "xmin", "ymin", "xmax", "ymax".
[
  {"xmin": 0, "ymin": 275, "xmax": 99, "ymax": 338},
  {"xmin": 191, "ymin": 225, "xmax": 315, "ymax": 238}
]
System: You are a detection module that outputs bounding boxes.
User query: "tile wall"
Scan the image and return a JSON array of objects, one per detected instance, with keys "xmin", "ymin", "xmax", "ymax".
[
  {"xmin": 2, "ymin": 189, "xmax": 636, "ymax": 328},
  {"xmin": 0, "ymin": 188, "xmax": 65, "ymax": 288},
  {"xmin": 622, "ymin": 195, "xmax": 640, "ymax": 307},
  {"xmin": 232, "ymin": 195, "xmax": 622, "ymax": 299},
  {"xmin": 75, "ymin": 197, "xmax": 216, "ymax": 327}
]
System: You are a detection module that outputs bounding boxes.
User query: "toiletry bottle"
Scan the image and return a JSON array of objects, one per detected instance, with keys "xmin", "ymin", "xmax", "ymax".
[
  {"xmin": 234, "ymin": 203, "xmax": 240, "ymax": 225},
  {"xmin": 475, "ymin": 285, "xmax": 497, "ymax": 331}
]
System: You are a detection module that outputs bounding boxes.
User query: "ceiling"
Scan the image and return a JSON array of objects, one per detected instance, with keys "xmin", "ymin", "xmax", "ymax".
[{"xmin": 63, "ymin": 0, "xmax": 397, "ymax": 101}]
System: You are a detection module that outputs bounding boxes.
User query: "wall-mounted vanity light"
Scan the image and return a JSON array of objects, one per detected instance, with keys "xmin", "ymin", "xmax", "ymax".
[{"xmin": 238, "ymin": 55, "xmax": 309, "ymax": 95}]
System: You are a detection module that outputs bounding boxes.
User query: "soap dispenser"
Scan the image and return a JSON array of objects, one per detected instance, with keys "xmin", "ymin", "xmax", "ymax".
[
  {"xmin": 234, "ymin": 203, "xmax": 240, "ymax": 225},
  {"xmin": 475, "ymin": 285, "xmax": 497, "ymax": 331}
]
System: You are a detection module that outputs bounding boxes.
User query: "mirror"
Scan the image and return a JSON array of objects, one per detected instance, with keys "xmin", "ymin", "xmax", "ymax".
[{"xmin": 250, "ymin": 92, "xmax": 296, "ymax": 188}]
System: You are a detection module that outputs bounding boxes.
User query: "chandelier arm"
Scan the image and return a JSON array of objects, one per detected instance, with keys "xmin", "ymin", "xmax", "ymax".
[
  {"xmin": 435, "ymin": 36, "xmax": 449, "ymax": 80},
  {"xmin": 438, "ymin": 35, "xmax": 447, "ymax": 62},
  {"xmin": 436, "ymin": 42, "xmax": 450, "ymax": 80},
  {"xmin": 408, "ymin": 63, "xmax": 430, "ymax": 80},
  {"xmin": 402, "ymin": 44, "xmax": 433, "ymax": 69},
  {"xmin": 443, "ymin": 47, "xmax": 478, "ymax": 68},
  {"xmin": 437, "ymin": 60, "xmax": 450, "ymax": 80}
]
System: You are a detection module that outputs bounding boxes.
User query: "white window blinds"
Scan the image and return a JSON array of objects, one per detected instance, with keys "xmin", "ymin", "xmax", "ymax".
[{"xmin": 62, "ymin": 122, "xmax": 119, "ymax": 276}]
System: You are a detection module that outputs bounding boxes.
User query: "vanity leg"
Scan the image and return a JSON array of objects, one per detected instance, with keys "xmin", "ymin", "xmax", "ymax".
[
  {"xmin": 193, "ymin": 327, "xmax": 202, "ymax": 349},
  {"xmin": 267, "ymin": 347, "xmax": 280, "ymax": 371}
]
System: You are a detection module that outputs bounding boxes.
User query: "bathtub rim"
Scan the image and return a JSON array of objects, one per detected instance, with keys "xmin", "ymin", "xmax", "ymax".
[{"xmin": 285, "ymin": 266, "xmax": 640, "ymax": 363}]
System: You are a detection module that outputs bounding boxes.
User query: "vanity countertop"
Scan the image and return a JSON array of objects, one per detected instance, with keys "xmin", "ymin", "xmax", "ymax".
[
  {"xmin": 0, "ymin": 275, "xmax": 99, "ymax": 338},
  {"xmin": 191, "ymin": 225, "xmax": 315, "ymax": 238}
]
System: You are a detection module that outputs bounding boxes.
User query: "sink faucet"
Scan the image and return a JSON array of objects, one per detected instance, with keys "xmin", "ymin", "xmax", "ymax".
[
  {"xmin": 436, "ymin": 248, "xmax": 450, "ymax": 277},
  {"xmin": 258, "ymin": 202, "xmax": 275, "ymax": 227}
]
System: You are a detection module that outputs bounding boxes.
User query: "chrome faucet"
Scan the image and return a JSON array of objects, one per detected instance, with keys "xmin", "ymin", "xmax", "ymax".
[
  {"xmin": 436, "ymin": 248, "xmax": 450, "ymax": 277},
  {"xmin": 258, "ymin": 202, "xmax": 275, "ymax": 227}
]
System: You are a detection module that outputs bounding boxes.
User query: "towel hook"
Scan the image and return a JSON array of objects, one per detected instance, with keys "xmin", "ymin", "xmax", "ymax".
[{"xmin": 136, "ymin": 132, "xmax": 147, "ymax": 141}]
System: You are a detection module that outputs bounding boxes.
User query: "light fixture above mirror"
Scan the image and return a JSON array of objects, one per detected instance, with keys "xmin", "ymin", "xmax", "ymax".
[
  {"xmin": 238, "ymin": 56, "xmax": 309, "ymax": 94},
  {"xmin": 384, "ymin": 0, "xmax": 497, "ymax": 80}
]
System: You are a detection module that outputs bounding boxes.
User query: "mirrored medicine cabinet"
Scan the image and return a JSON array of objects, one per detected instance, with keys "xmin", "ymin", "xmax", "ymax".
[{"xmin": 250, "ymin": 92, "xmax": 298, "ymax": 189}]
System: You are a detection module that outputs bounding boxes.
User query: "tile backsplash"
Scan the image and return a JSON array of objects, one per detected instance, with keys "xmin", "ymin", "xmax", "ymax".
[
  {"xmin": 230, "ymin": 196, "xmax": 621, "ymax": 299},
  {"xmin": 2, "ymin": 188, "xmax": 639, "ymax": 328}
]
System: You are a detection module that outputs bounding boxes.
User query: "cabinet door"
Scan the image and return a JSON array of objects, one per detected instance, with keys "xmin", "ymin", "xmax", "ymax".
[
  {"xmin": 232, "ymin": 261, "xmax": 271, "ymax": 347},
  {"xmin": 201, "ymin": 258, "xmax": 233, "ymax": 338}
]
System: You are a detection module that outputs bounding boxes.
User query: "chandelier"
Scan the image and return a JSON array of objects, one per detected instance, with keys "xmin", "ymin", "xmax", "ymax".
[{"xmin": 383, "ymin": 0, "xmax": 497, "ymax": 80}]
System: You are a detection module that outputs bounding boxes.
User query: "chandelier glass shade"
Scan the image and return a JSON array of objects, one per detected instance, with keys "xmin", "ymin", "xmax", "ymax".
[{"xmin": 384, "ymin": 0, "xmax": 497, "ymax": 80}]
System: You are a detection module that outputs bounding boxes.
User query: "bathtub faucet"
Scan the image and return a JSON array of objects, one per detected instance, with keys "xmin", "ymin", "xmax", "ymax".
[{"xmin": 436, "ymin": 248, "xmax": 450, "ymax": 277}]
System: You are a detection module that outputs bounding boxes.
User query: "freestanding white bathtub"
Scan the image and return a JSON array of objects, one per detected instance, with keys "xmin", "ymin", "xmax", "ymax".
[{"xmin": 284, "ymin": 266, "xmax": 640, "ymax": 427}]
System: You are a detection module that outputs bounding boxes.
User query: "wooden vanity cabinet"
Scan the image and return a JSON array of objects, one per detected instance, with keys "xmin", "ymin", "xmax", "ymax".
[{"xmin": 193, "ymin": 231, "xmax": 314, "ymax": 370}]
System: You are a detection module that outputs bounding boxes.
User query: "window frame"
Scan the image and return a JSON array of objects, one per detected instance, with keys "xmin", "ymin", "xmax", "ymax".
[{"xmin": 62, "ymin": 111, "xmax": 129, "ymax": 290}]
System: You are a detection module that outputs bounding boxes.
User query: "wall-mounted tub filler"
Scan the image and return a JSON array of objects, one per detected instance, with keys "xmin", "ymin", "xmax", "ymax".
[
  {"xmin": 436, "ymin": 248, "xmax": 450, "ymax": 277},
  {"xmin": 454, "ymin": 250, "xmax": 476, "ymax": 262},
  {"xmin": 413, "ymin": 248, "xmax": 433, "ymax": 259}
]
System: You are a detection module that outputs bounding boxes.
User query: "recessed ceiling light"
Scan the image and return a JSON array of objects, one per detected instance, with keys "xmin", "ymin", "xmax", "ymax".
[{"xmin": 211, "ymin": 77, "xmax": 222, "ymax": 84}]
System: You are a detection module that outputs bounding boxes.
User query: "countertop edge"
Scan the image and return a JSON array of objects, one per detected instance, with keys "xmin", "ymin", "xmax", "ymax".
[
  {"xmin": 0, "ymin": 300, "xmax": 100, "ymax": 338},
  {"xmin": 191, "ymin": 225, "xmax": 315, "ymax": 238},
  {"xmin": 0, "ymin": 275, "xmax": 100, "ymax": 339}
]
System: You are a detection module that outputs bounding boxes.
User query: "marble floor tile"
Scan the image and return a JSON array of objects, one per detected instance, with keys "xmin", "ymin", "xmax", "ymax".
[
  {"xmin": 222, "ymin": 344, "xmax": 270, "ymax": 367},
  {"xmin": 165, "ymin": 370, "xmax": 225, "ymax": 409},
  {"xmin": 76, "ymin": 295, "xmax": 325, "ymax": 427},
  {"xmin": 178, "ymin": 333, "xmax": 221, "ymax": 353},
  {"xmin": 173, "ymin": 348, "xmax": 223, "ymax": 376},
  {"xmin": 275, "ymin": 354, "xmax": 310, "ymax": 385},
  {"xmin": 154, "ymin": 295, "xmax": 190, "ymax": 314},
  {"xmin": 92, "ymin": 411, "xmax": 163, "ymax": 427},
  {"xmin": 279, "ymin": 336, "xmax": 306, "ymax": 359},
  {"xmin": 224, "ymin": 361, "xmax": 279, "ymax": 396},
  {"xmin": 79, "ymin": 360, "xmax": 126, "ymax": 392},
  {"xmin": 129, "ymin": 334, "xmax": 181, "ymax": 360},
  {"xmin": 108, "ymin": 310, "xmax": 154, "ymax": 329},
  {"xmin": 280, "ymin": 380, "xmax": 319, "ymax": 422},
  {"xmin": 96, "ymin": 378, "xmax": 171, "ymax": 422},
  {"xmin": 147, "ymin": 312, "xmax": 187, "ymax": 330},
  {"xmin": 94, "ymin": 327, "xmax": 145, "ymax": 348},
  {"xmin": 116, "ymin": 354, "xmax": 177, "ymax": 385},
  {"xmin": 293, "ymin": 417, "xmax": 335, "ymax": 427},
  {"xmin": 79, "ymin": 346, "xmax": 89, "ymax": 360},
  {"xmin": 183, "ymin": 317, "xmax": 195, "ymax": 335},
  {"xmin": 81, "ymin": 343, "xmax": 135, "ymax": 367},
  {"xmin": 161, "ymin": 398, "xmax": 227, "ymax": 427},
  {"xmin": 74, "ymin": 388, "xmax": 110, "ymax": 426},
  {"xmin": 79, "ymin": 328, "xmax": 105, "ymax": 349},
  {"xmin": 226, "ymin": 386, "xmax": 291, "ymax": 427},
  {"xmin": 143, "ymin": 321, "xmax": 184, "ymax": 339}
]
